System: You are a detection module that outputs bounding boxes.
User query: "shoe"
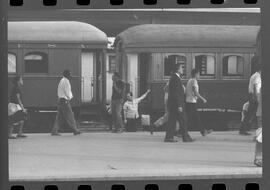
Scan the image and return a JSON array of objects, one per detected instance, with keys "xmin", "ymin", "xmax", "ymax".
[
  {"xmin": 201, "ymin": 129, "xmax": 213, "ymax": 137},
  {"xmin": 17, "ymin": 134, "xmax": 27, "ymax": 138},
  {"xmin": 183, "ymin": 135, "xmax": 195, "ymax": 142},
  {"xmin": 164, "ymin": 138, "xmax": 178, "ymax": 142},
  {"xmin": 150, "ymin": 125, "xmax": 155, "ymax": 135},
  {"xmin": 116, "ymin": 129, "xmax": 124, "ymax": 133},
  {"xmin": 51, "ymin": 133, "xmax": 61, "ymax": 136},
  {"xmin": 9, "ymin": 136, "xmax": 17, "ymax": 139},
  {"xmin": 239, "ymin": 131, "xmax": 251, "ymax": 136},
  {"xmin": 73, "ymin": 131, "xmax": 82, "ymax": 135}
]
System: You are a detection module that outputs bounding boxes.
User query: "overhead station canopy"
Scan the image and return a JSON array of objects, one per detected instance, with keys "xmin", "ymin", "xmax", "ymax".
[
  {"xmin": 8, "ymin": 21, "xmax": 108, "ymax": 47},
  {"xmin": 115, "ymin": 24, "xmax": 260, "ymax": 50}
]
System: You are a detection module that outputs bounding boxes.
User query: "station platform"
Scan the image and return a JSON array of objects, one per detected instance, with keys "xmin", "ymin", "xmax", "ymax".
[{"xmin": 9, "ymin": 131, "xmax": 262, "ymax": 181}]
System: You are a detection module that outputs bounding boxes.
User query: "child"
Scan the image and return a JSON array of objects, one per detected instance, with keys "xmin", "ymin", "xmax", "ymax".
[{"xmin": 123, "ymin": 90, "xmax": 151, "ymax": 132}]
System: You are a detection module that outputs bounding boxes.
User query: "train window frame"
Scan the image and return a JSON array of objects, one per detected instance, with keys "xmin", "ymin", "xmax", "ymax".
[
  {"xmin": 163, "ymin": 53, "xmax": 187, "ymax": 79},
  {"xmin": 24, "ymin": 51, "xmax": 49, "ymax": 75},
  {"xmin": 192, "ymin": 53, "xmax": 216, "ymax": 79},
  {"xmin": 8, "ymin": 53, "xmax": 17, "ymax": 74},
  {"xmin": 222, "ymin": 54, "xmax": 245, "ymax": 78}
]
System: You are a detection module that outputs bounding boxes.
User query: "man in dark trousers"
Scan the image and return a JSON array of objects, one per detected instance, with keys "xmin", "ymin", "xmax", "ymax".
[
  {"xmin": 51, "ymin": 70, "xmax": 82, "ymax": 136},
  {"xmin": 165, "ymin": 63, "xmax": 194, "ymax": 142},
  {"xmin": 111, "ymin": 72, "xmax": 125, "ymax": 133}
]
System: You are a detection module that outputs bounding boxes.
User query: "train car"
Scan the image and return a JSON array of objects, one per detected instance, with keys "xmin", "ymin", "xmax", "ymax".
[
  {"xmin": 8, "ymin": 21, "xmax": 108, "ymax": 117},
  {"xmin": 114, "ymin": 24, "xmax": 260, "ymax": 129}
]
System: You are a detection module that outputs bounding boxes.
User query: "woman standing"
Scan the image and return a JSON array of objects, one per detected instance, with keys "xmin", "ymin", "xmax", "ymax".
[{"xmin": 8, "ymin": 76, "xmax": 27, "ymax": 139}]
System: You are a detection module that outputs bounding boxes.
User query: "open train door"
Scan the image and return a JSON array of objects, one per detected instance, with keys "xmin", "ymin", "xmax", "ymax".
[
  {"xmin": 139, "ymin": 53, "xmax": 151, "ymax": 96},
  {"xmin": 81, "ymin": 51, "xmax": 94, "ymax": 103}
]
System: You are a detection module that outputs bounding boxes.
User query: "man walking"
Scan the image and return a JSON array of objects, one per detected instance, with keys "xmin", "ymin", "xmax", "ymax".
[
  {"xmin": 51, "ymin": 70, "xmax": 82, "ymax": 135},
  {"xmin": 185, "ymin": 69, "xmax": 212, "ymax": 137},
  {"xmin": 239, "ymin": 59, "xmax": 261, "ymax": 135},
  {"xmin": 165, "ymin": 63, "xmax": 194, "ymax": 142},
  {"xmin": 111, "ymin": 72, "xmax": 125, "ymax": 133}
]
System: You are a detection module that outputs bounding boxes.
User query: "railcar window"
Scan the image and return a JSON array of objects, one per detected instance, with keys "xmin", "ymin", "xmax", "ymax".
[
  {"xmin": 24, "ymin": 52, "xmax": 48, "ymax": 74},
  {"xmin": 8, "ymin": 53, "xmax": 16, "ymax": 74},
  {"xmin": 164, "ymin": 54, "xmax": 186, "ymax": 77},
  {"xmin": 222, "ymin": 55, "xmax": 244, "ymax": 77},
  {"xmin": 193, "ymin": 55, "xmax": 215, "ymax": 77}
]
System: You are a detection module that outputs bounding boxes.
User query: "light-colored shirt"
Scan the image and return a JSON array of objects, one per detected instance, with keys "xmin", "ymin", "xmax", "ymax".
[
  {"xmin": 241, "ymin": 101, "xmax": 249, "ymax": 122},
  {"xmin": 57, "ymin": 77, "xmax": 73, "ymax": 100},
  {"xmin": 123, "ymin": 97, "xmax": 144, "ymax": 119},
  {"xmin": 175, "ymin": 72, "xmax": 181, "ymax": 79},
  {"xmin": 248, "ymin": 72, "xmax": 261, "ymax": 94},
  {"xmin": 186, "ymin": 78, "xmax": 199, "ymax": 103}
]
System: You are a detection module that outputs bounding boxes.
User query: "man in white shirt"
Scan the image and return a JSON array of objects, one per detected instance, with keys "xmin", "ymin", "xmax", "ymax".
[
  {"xmin": 51, "ymin": 70, "xmax": 81, "ymax": 136},
  {"xmin": 239, "ymin": 60, "xmax": 261, "ymax": 136},
  {"xmin": 123, "ymin": 89, "xmax": 150, "ymax": 132},
  {"xmin": 185, "ymin": 69, "xmax": 212, "ymax": 137}
]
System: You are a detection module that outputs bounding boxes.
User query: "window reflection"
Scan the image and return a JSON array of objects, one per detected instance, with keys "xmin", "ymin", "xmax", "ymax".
[
  {"xmin": 223, "ymin": 55, "xmax": 244, "ymax": 76},
  {"xmin": 24, "ymin": 52, "xmax": 48, "ymax": 74},
  {"xmin": 193, "ymin": 55, "xmax": 215, "ymax": 77},
  {"xmin": 164, "ymin": 54, "xmax": 186, "ymax": 77}
]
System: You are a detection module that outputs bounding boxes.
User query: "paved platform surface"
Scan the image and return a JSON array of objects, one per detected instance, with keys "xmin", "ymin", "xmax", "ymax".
[{"xmin": 9, "ymin": 131, "xmax": 262, "ymax": 181}]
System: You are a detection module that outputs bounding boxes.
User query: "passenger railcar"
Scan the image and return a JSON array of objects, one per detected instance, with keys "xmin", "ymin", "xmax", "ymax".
[
  {"xmin": 8, "ymin": 21, "xmax": 108, "ymax": 116},
  {"xmin": 114, "ymin": 24, "xmax": 260, "ymax": 129}
]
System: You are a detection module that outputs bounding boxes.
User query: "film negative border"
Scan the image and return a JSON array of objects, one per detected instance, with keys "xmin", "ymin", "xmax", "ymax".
[
  {"xmin": 8, "ymin": 0, "xmax": 260, "ymax": 10},
  {"xmin": 8, "ymin": 178, "xmax": 262, "ymax": 190},
  {"xmin": 1, "ymin": 0, "xmax": 270, "ymax": 190}
]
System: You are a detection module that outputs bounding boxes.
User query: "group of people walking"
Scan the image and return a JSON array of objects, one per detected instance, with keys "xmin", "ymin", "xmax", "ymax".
[
  {"xmin": 7, "ymin": 63, "xmax": 262, "ymax": 167},
  {"xmin": 152, "ymin": 64, "xmax": 212, "ymax": 143},
  {"xmin": 8, "ymin": 70, "xmax": 82, "ymax": 139},
  {"xmin": 108, "ymin": 65, "xmax": 212, "ymax": 142}
]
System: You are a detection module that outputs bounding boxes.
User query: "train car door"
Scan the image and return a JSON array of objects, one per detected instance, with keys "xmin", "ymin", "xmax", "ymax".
[
  {"xmin": 127, "ymin": 53, "xmax": 138, "ymax": 98},
  {"xmin": 81, "ymin": 51, "xmax": 94, "ymax": 103},
  {"xmin": 139, "ymin": 53, "xmax": 150, "ymax": 96}
]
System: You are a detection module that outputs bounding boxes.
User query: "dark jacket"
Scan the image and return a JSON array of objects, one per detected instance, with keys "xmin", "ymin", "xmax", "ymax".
[{"xmin": 168, "ymin": 73, "xmax": 185, "ymax": 109}]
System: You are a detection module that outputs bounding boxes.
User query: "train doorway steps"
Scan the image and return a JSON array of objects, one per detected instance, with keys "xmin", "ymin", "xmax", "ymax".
[
  {"xmin": 78, "ymin": 121, "xmax": 110, "ymax": 132},
  {"xmin": 79, "ymin": 103, "xmax": 103, "ymax": 122}
]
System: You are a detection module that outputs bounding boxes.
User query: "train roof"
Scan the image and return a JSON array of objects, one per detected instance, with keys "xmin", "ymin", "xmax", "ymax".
[
  {"xmin": 115, "ymin": 24, "xmax": 260, "ymax": 49},
  {"xmin": 8, "ymin": 21, "xmax": 108, "ymax": 46}
]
